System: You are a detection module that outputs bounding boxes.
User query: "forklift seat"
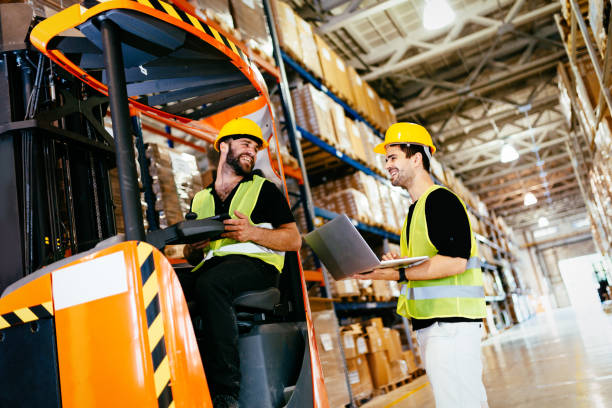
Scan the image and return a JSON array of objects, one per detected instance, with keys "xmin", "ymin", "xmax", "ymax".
[{"xmin": 232, "ymin": 288, "xmax": 280, "ymax": 312}]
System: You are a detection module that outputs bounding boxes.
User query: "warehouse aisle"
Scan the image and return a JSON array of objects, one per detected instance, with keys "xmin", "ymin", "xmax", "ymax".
[{"xmin": 363, "ymin": 307, "xmax": 612, "ymax": 407}]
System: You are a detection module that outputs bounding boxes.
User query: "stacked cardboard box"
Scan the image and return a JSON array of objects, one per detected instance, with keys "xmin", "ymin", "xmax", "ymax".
[
  {"xmin": 296, "ymin": 17, "xmax": 324, "ymax": 79},
  {"xmin": 271, "ymin": 1, "xmax": 398, "ymax": 131},
  {"xmin": 310, "ymin": 172, "xmax": 409, "ymax": 234},
  {"xmin": 291, "ymin": 84, "xmax": 338, "ymax": 145},
  {"xmin": 197, "ymin": 0, "xmax": 234, "ymax": 30},
  {"xmin": 342, "ymin": 325, "xmax": 374, "ymax": 399},
  {"xmin": 311, "ymin": 308, "xmax": 351, "ymax": 408},
  {"xmin": 230, "ymin": 0, "xmax": 273, "ymax": 58},
  {"xmin": 147, "ymin": 144, "xmax": 203, "ymax": 228},
  {"xmin": 270, "ymin": 0, "xmax": 301, "ymax": 60}
]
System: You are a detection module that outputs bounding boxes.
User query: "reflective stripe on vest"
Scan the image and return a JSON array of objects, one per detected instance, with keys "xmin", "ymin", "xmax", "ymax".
[
  {"xmin": 190, "ymin": 175, "xmax": 285, "ymax": 272},
  {"xmin": 404, "ymin": 284, "xmax": 485, "ymax": 301},
  {"xmin": 396, "ymin": 184, "xmax": 487, "ymax": 319}
]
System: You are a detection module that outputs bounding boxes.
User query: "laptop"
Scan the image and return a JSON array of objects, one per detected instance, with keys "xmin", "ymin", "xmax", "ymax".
[{"xmin": 304, "ymin": 214, "xmax": 428, "ymax": 280}]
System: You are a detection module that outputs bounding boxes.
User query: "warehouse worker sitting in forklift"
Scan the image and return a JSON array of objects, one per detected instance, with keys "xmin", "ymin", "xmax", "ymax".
[{"xmin": 181, "ymin": 118, "xmax": 302, "ymax": 408}]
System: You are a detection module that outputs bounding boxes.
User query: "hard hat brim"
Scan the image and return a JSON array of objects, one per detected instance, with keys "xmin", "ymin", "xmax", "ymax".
[{"xmin": 373, "ymin": 142, "xmax": 387, "ymax": 154}]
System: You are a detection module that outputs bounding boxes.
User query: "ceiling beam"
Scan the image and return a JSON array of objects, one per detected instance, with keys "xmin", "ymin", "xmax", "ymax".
[
  {"xmin": 474, "ymin": 163, "xmax": 575, "ymax": 194},
  {"xmin": 482, "ymin": 173, "xmax": 579, "ymax": 205},
  {"xmin": 451, "ymin": 135, "xmax": 568, "ymax": 174},
  {"xmin": 441, "ymin": 120, "xmax": 565, "ymax": 161},
  {"xmin": 317, "ymin": 0, "xmax": 407, "ymax": 34},
  {"xmin": 489, "ymin": 181, "xmax": 579, "ymax": 210},
  {"xmin": 362, "ymin": 2, "xmax": 561, "ymax": 81},
  {"xmin": 510, "ymin": 207, "xmax": 587, "ymax": 230},
  {"xmin": 463, "ymin": 151, "xmax": 570, "ymax": 186},
  {"xmin": 397, "ymin": 51, "xmax": 564, "ymax": 117},
  {"xmin": 496, "ymin": 190, "xmax": 583, "ymax": 215},
  {"xmin": 437, "ymin": 94, "xmax": 559, "ymax": 145}
]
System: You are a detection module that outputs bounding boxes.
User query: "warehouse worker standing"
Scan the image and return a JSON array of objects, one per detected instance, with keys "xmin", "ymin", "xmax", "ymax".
[
  {"xmin": 355, "ymin": 123, "xmax": 488, "ymax": 408},
  {"xmin": 181, "ymin": 118, "xmax": 301, "ymax": 408}
]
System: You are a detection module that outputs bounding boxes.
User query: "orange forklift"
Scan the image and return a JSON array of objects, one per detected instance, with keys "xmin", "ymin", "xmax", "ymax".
[{"xmin": 0, "ymin": 1, "xmax": 328, "ymax": 406}]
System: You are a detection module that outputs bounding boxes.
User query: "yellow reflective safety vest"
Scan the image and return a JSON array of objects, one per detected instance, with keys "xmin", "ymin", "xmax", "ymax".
[
  {"xmin": 190, "ymin": 174, "xmax": 285, "ymax": 273},
  {"xmin": 396, "ymin": 184, "xmax": 487, "ymax": 319}
]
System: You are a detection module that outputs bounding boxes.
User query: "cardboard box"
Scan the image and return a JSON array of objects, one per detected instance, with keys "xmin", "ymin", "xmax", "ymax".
[
  {"xmin": 270, "ymin": 0, "xmax": 301, "ymax": 60},
  {"xmin": 333, "ymin": 54, "xmax": 354, "ymax": 104},
  {"xmin": 343, "ymin": 332, "xmax": 358, "ymax": 359},
  {"xmin": 198, "ymin": 0, "xmax": 234, "ymax": 29},
  {"xmin": 348, "ymin": 65, "xmax": 367, "ymax": 115},
  {"xmin": 291, "ymin": 84, "xmax": 337, "ymax": 144},
  {"xmin": 230, "ymin": 0, "xmax": 272, "ymax": 57},
  {"xmin": 312, "ymin": 310, "xmax": 351, "ymax": 407},
  {"xmin": 314, "ymin": 34, "xmax": 339, "ymax": 91},
  {"xmin": 334, "ymin": 278, "xmax": 360, "ymax": 297},
  {"xmin": 329, "ymin": 100, "xmax": 352, "ymax": 152},
  {"xmin": 386, "ymin": 329, "xmax": 404, "ymax": 361},
  {"xmin": 295, "ymin": 16, "xmax": 323, "ymax": 79},
  {"xmin": 346, "ymin": 118, "xmax": 368, "ymax": 163},
  {"xmin": 366, "ymin": 351, "xmax": 392, "ymax": 388},
  {"xmin": 389, "ymin": 359, "xmax": 409, "ymax": 382},
  {"xmin": 346, "ymin": 356, "xmax": 374, "ymax": 399},
  {"xmin": 402, "ymin": 350, "xmax": 419, "ymax": 374},
  {"xmin": 367, "ymin": 317, "xmax": 384, "ymax": 331},
  {"xmin": 365, "ymin": 325, "xmax": 384, "ymax": 353}
]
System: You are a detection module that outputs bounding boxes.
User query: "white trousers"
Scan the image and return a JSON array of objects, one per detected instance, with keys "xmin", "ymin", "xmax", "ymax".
[{"xmin": 416, "ymin": 322, "xmax": 488, "ymax": 408}]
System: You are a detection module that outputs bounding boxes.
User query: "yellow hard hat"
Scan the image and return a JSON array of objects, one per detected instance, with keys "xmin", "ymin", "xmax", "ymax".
[
  {"xmin": 373, "ymin": 122, "xmax": 436, "ymax": 156},
  {"xmin": 214, "ymin": 118, "xmax": 268, "ymax": 151}
]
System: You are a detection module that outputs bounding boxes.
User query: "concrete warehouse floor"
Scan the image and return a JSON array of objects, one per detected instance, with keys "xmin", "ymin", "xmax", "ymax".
[{"xmin": 362, "ymin": 307, "xmax": 612, "ymax": 407}]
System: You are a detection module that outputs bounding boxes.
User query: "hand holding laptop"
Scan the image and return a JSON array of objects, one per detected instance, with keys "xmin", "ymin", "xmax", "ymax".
[
  {"xmin": 353, "ymin": 251, "xmax": 428, "ymax": 280},
  {"xmin": 304, "ymin": 215, "xmax": 428, "ymax": 280}
]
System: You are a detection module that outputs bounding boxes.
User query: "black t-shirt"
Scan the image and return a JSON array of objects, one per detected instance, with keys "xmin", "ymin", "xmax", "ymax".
[
  {"xmin": 199, "ymin": 173, "xmax": 295, "ymax": 227},
  {"xmin": 405, "ymin": 188, "xmax": 480, "ymax": 330}
]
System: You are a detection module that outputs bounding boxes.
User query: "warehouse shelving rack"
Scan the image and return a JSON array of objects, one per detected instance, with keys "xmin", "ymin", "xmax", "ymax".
[
  {"xmin": 554, "ymin": 0, "xmax": 612, "ymax": 261},
  {"xmin": 259, "ymin": 0, "xmax": 536, "ymax": 403}
]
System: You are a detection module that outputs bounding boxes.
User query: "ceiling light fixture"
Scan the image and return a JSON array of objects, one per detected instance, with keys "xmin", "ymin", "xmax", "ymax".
[
  {"xmin": 423, "ymin": 0, "xmax": 456, "ymax": 30},
  {"xmin": 538, "ymin": 217, "xmax": 549, "ymax": 227},
  {"xmin": 500, "ymin": 142, "xmax": 519, "ymax": 163},
  {"xmin": 524, "ymin": 192, "xmax": 537, "ymax": 206}
]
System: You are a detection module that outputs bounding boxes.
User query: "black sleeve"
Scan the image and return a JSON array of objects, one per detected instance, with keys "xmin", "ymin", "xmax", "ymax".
[
  {"xmin": 424, "ymin": 189, "xmax": 471, "ymax": 259},
  {"xmin": 251, "ymin": 180, "xmax": 296, "ymax": 227}
]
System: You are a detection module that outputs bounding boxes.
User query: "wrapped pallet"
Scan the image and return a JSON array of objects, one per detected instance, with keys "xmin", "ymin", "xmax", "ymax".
[
  {"xmin": 295, "ymin": 16, "xmax": 323, "ymax": 79},
  {"xmin": 348, "ymin": 65, "xmax": 368, "ymax": 116},
  {"xmin": 328, "ymin": 100, "xmax": 352, "ymax": 152},
  {"xmin": 270, "ymin": 0, "xmax": 301, "ymax": 60},
  {"xmin": 346, "ymin": 355, "xmax": 374, "ymax": 400},
  {"xmin": 332, "ymin": 54, "xmax": 354, "ymax": 105},
  {"xmin": 147, "ymin": 144, "xmax": 203, "ymax": 228},
  {"xmin": 346, "ymin": 118, "xmax": 368, "ymax": 163},
  {"xmin": 198, "ymin": 0, "xmax": 234, "ymax": 30},
  {"xmin": 320, "ymin": 188, "xmax": 372, "ymax": 225},
  {"xmin": 230, "ymin": 0, "xmax": 273, "ymax": 57},
  {"xmin": 311, "ymin": 309, "xmax": 351, "ymax": 408},
  {"xmin": 291, "ymin": 84, "xmax": 338, "ymax": 145}
]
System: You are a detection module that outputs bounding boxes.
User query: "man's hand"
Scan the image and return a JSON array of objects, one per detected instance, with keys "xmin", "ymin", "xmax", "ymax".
[
  {"xmin": 381, "ymin": 252, "xmax": 400, "ymax": 261},
  {"xmin": 353, "ymin": 267, "xmax": 399, "ymax": 281},
  {"xmin": 222, "ymin": 211, "xmax": 260, "ymax": 242}
]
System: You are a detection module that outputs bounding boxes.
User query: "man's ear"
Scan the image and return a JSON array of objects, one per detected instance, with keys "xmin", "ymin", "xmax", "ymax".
[{"xmin": 219, "ymin": 140, "xmax": 229, "ymax": 154}]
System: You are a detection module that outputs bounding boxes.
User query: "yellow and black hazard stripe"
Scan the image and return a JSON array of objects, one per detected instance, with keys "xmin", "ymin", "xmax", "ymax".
[
  {"xmin": 137, "ymin": 243, "xmax": 174, "ymax": 408},
  {"xmin": 0, "ymin": 301, "xmax": 54, "ymax": 331},
  {"xmin": 86, "ymin": 0, "xmax": 251, "ymax": 68}
]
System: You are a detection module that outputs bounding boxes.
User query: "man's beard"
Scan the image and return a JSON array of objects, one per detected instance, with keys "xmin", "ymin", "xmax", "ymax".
[{"xmin": 226, "ymin": 144, "xmax": 255, "ymax": 176}]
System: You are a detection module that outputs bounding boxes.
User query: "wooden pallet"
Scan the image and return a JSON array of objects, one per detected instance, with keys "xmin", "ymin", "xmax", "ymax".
[
  {"xmin": 353, "ymin": 393, "xmax": 373, "ymax": 407},
  {"xmin": 373, "ymin": 377, "xmax": 412, "ymax": 396}
]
